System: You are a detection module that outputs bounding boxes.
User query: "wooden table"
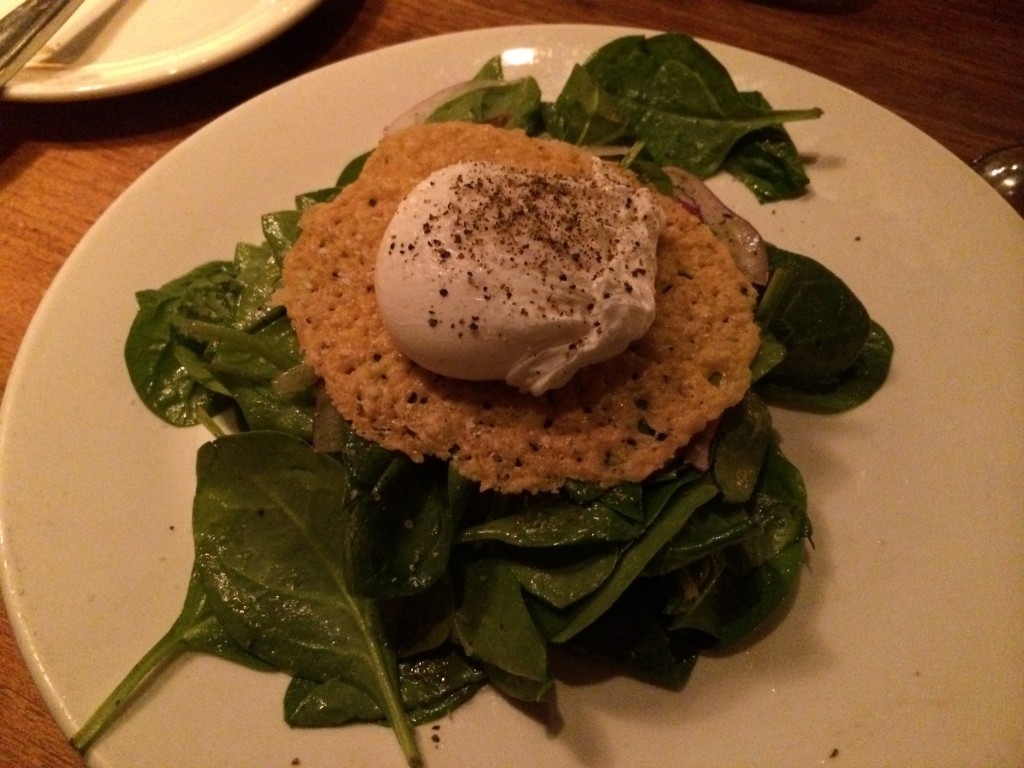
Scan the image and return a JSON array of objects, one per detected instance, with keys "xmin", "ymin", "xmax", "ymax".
[{"xmin": 1, "ymin": 0, "xmax": 1020, "ymax": 765}]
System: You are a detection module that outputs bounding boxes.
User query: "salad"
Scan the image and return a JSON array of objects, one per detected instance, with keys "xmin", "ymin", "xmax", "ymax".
[{"xmin": 70, "ymin": 34, "xmax": 892, "ymax": 767}]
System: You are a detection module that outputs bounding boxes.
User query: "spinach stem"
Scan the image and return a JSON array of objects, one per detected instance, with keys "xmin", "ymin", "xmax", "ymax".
[
  {"xmin": 70, "ymin": 622, "xmax": 187, "ymax": 754},
  {"xmin": 182, "ymin": 319, "xmax": 297, "ymax": 370},
  {"xmin": 356, "ymin": 597, "xmax": 421, "ymax": 767},
  {"xmin": 754, "ymin": 265, "xmax": 791, "ymax": 326},
  {"xmin": 388, "ymin": 701, "xmax": 422, "ymax": 768}
]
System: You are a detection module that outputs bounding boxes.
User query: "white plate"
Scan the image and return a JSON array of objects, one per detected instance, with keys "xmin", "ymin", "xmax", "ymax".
[
  {"xmin": 0, "ymin": 0, "xmax": 321, "ymax": 101},
  {"xmin": 1, "ymin": 23, "xmax": 1022, "ymax": 768}
]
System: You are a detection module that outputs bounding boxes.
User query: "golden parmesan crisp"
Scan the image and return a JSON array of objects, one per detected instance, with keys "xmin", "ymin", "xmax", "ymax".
[{"xmin": 278, "ymin": 122, "xmax": 759, "ymax": 493}]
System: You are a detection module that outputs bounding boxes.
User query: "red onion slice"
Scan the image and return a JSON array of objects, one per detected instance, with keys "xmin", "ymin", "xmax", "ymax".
[{"xmin": 663, "ymin": 166, "xmax": 770, "ymax": 286}]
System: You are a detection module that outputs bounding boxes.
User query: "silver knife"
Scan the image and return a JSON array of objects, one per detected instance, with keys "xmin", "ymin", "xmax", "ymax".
[{"xmin": 0, "ymin": 0, "xmax": 88, "ymax": 88}]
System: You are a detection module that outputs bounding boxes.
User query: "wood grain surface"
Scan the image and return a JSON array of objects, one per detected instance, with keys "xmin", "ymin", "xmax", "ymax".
[{"xmin": 1, "ymin": 0, "xmax": 1021, "ymax": 765}]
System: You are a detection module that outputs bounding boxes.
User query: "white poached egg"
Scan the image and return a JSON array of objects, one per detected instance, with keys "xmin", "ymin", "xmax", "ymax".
[{"xmin": 374, "ymin": 157, "xmax": 664, "ymax": 395}]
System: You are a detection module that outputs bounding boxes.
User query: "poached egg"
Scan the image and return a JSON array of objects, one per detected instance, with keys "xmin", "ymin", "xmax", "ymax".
[{"xmin": 374, "ymin": 157, "xmax": 664, "ymax": 395}]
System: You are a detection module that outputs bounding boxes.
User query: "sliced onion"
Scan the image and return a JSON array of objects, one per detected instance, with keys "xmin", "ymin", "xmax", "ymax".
[
  {"xmin": 580, "ymin": 144, "xmax": 637, "ymax": 158},
  {"xmin": 663, "ymin": 166, "xmax": 770, "ymax": 286},
  {"xmin": 682, "ymin": 418, "xmax": 720, "ymax": 472},
  {"xmin": 383, "ymin": 79, "xmax": 511, "ymax": 136},
  {"xmin": 272, "ymin": 362, "xmax": 318, "ymax": 395},
  {"xmin": 311, "ymin": 383, "xmax": 346, "ymax": 454}
]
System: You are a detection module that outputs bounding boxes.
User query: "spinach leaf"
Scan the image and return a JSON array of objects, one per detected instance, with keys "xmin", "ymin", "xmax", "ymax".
[
  {"xmin": 230, "ymin": 241, "xmax": 285, "ymax": 333},
  {"xmin": 284, "ymin": 651, "xmax": 485, "ymax": 728},
  {"xmin": 325, "ymin": 411, "xmax": 399, "ymax": 484},
  {"xmin": 457, "ymin": 481, "xmax": 646, "ymax": 549},
  {"xmin": 284, "ymin": 676, "xmax": 380, "ymax": 727},
  {"xmin": 427, "ymin": 56, "xmax": 543, "ymax": 132},
  {"xmin": 757, "ymin": 245, "xmax": 871, "ymax": 384},
  {"xmin": 724, "ymin": 126, "xmax": 811, "ymax": 203},
  {"xmin": 388, "ymin": 576, "xmax": 456, "ymax": 657},
  {"xmin": 453, "ymin": 558, "xmax": 549, "ymax": 691},
  {"xmin": 336, "ymin": 150, "xmax": 371, "ymax": 187},
  {"xmin": 646, "ymin": 504, "xmax": 758, "ymax": 575},
  {"xmin": 756, "ymin": 245, "xmax": 892, "ymax": 410},
  {"xmin": 665, "ymin": 438, "xmax": 809, "ymax": 647},
  {"xmin": 749, "ymin": 329, "xmax": 788, "ymax": 382},
  {"xmin": 545, "ymin": 34, "xmax": 821, "ymax": 198},
  {"xmin": 124, "ymin": 261, "xmax": 237, "ymax": 426},
  {"xmin": 757, "ymin": 320, "xmax": 893, "ymax": 413},
  {"xmin": 200, "ymin": 315, "xmax": 314, "ymax": 437},
  {"xmin": 582, "ymin": 34, "xmax": 751, "ymax": 114},
  {"xmin": 543, "ymin": 65, "xmax": 632, "ymax": 146},
  {"xmin": 318, "ymin": 421, "xmax": 460, "ymax": 600},
  {"xmin": 457, "ymin": 494, "xmax": 642, "ymax": 547},
  {"xmin": 565, "ymin": 580, "xmax": 700, "ymax": 687},
  {"xmin": 551, "ymin": 479, "xmax": 718, "ymax": 643},
  {"xmin": 296, "ymin": 185, "xmax": 343, "ymax": 209},
  {"xmin": 123, "ymin": 191, "xmax": 313, "ymax": 434},
  {"xmin": 566, "ymin": 481, "xmax": 645, "ymax": 521},
  {"xmin": 723, "ymin": 91, "xmax": 812, "ymax": 203},
  {"xmin": 158, "ymin": 323, "xmax": 308, "ymax": 439},
  {"xmin": 625, "ymin": 101, "xmax": 821, "ymax": 182},
  {"xmin": 183, "ymin": 316, "xmax": 298, "ymax": 372},
  {"xmin": 343, "ymin": 454, "xmax": 456, "ymax": 599},
  {"xmin": 261, "ymin": 209, "xmax": 303, "ymax": 256},
  {"xmin": 71, "ymin": 565, "xmax": 270, "ymax": 754},
  {"xmin": 712, "ymin": 393, "xmax": 773, "ymax": 504},
  {"xmin": 742, "ymin": 438, "xmax": 810, "ymax": 567},
  {"xmin": 191, "ymin": 431, "xmax": 420, "ymax": 767},
  {"xmin": 478, "ymin": 659, "xmax": 553, "ymax": 702},
  {"xmin": 669, "ymin": 539, "xmax": 804, "ymax": 649},
  {"xmin": 506, "ymin": 546, "xmax": 620, "ymax": 609},
  {"xmin": 224, "ymin": 210, "xmax": 297, "ymax": 334}
]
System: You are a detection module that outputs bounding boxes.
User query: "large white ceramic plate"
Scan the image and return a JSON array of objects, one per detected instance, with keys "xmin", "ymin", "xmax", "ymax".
[
  {"xmin": 1, "ymin": 23, "xmax": 1022, "ymax": 768},
  {"xmin": 0, "ymin": 0, "xmax": 321, "ymax": 101}
]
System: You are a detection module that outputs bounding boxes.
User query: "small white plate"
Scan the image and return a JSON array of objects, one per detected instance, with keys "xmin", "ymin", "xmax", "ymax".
[
  {"xmin": 1, "ymin": 23, "xmax": 1022, "ymax": 768},
  {"xmin": 0, "ymin": 0, "xmax": 321, "ymax": 101}
]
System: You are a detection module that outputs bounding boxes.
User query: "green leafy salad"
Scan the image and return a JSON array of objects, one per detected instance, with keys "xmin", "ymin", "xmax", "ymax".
[{"xmin": 72, "ymin": 34, "xmax": 892, "ymax": 767}]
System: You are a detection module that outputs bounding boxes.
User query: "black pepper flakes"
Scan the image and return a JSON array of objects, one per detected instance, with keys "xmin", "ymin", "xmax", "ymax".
[{"xmin": 375, "ymin": 155, "xmax": 663, "ymax": 395}]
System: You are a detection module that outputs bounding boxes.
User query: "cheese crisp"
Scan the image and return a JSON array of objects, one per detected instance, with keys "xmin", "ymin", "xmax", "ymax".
[{"xmin": 278, "ymin": 122, "xmax": 760, "ymax": 493}]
